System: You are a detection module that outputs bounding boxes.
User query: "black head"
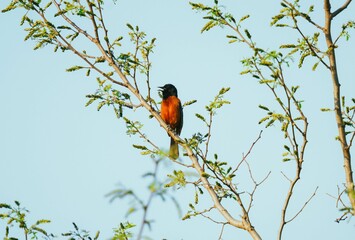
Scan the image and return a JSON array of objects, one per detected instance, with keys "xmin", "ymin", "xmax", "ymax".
[{"xmin": 158, "ymin": 84, "xmax": 178, "ymax": 99}]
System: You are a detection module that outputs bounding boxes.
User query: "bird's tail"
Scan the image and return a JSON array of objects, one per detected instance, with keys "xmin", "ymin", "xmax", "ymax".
[{"xmin": 169, "ymin": 137, "xmax": 179, "ymax": 159}]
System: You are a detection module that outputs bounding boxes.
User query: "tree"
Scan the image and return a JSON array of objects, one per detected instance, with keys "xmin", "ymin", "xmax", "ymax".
[{"xmin": 0, "ymin": 0, "xmax": 354, "ymax": 239}]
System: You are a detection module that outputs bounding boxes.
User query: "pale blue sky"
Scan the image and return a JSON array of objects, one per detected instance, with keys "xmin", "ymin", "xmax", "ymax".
[{"xmin": 1, "ymin": 0, "xmax": 355, "ymax": 239}]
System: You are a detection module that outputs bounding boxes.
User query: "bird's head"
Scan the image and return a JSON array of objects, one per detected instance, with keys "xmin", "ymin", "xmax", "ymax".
[{"xmin": 158, "ymin": 84, "xmax": 178, "ymax": 99}]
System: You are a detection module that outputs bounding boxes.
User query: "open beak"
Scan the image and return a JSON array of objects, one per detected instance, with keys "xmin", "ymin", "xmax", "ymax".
[{"xmin": 158, "ymin": 86, "xmax": 164, "ymax": 93}]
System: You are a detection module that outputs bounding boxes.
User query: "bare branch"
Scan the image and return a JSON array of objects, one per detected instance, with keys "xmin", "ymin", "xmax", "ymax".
[
  {"xmin": 136, "ymin": 159, "xmax": 160, "ymax": 240},
  {"xmin": 233, "ymin": 130, "xmax": 263, "ymax": 175},
  {"xmin": 218, "ymin": 223, "xmax": 227, "ymax": 240},
  {"xmin": 281, "ymin": 171, "xmax": 292, "ymax": 183},
  {"xmin": 336, "ymin": 185, "xmax": 348, "ymax": 209},
  {"xmin": 348, "ymin": 131, "xmax": 355, "ymax": 150},
  {"xmin": 332, "ymin": 0, "xmax": 353, "ymax": 19},
  {"xmin": 247, "ymin": 170, "xmax": 271, "ymax": 213},
  {"xmin": 286, "ymin": 186, "xmax": 318, "ymax": 223},
  {"xmin": 199, "ymin": 207, "xmax": 227, "ymax": 225}
]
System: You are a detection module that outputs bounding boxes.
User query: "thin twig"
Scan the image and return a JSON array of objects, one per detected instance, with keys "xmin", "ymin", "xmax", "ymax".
[
  {"xmin": 281, "ymin": 171, "xmax": 292, "ymax": 183},
  {"xmin": 247, "ymin": 170, "xmax": 271, "ymax": 213},
  {"xmin": 336, "ymin": 185, "xmax": 347, "ymax": 209},
  {"xmin": 282, "ymin": 0, "xmax": 324, "ymax": 31},
  {"xmin": 232, "ymin": 130, "xmax": 263, "ymax": 175},
  {"xmin": 136, "ymin": 159, "xmax": 160, "ymax": 240},
  {"xmin": 286, "ymin": 186, "xmax": 318, "ymax": 223},
  {"xmin": 218, "ymin": 223, "xmax": 227, "ymax": 240},
  {"xmin": 52, "ymin": 0, "xmax": 95, "ymax": 42},
  {"xmin": 332, "ymin": 0, "xmax": 353, "ymax": 18},
  {"xmin": 335, "ymin": 212, "xmax": 348, "ymax": 223},
  {"xmin": 291, "ymin": 16, "xmax": 330, "ymax": 69},
  {"xmin": 204, "ymin": 111, "xmax": 214, "ymax": 160}
]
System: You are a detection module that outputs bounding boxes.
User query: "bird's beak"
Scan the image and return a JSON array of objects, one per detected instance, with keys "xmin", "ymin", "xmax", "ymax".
[{"xmin": 158, "ymin": 86, "xmax": 164, "ymax": 92}]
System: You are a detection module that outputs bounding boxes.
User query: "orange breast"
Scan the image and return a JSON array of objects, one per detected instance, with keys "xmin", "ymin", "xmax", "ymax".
[{"xmin": 161, "ymin": 96, "xmax": 181, "ymax": 130}]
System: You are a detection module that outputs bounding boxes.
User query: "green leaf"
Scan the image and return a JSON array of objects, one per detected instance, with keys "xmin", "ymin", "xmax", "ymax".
[
  {"xmin": 1, "ymin": 3, "xmax": 17, "ymax": 13},
  {"xmin": 201, "ymin": 172, "xmax": 210, "ymax": 178},
  {"xmin": 85, "ymin": 98, "xmax": 96, "ymax": 107},
  {"xmin": 97, "ymin": 101, "xmax": 106, "ymax": 111},
  {"xmin": 94, "ymin": 231, "xmax": 100, "ymax": 240},
  {"xmin": 125, "ymin": 207, "xmax": 136, "ymax": 217},
  {"xmin": 103, "ymin": 84, "xmax": 112, "ymax": 92},
  {"xmin": 258, "ymin": 105, "xmax": 270, "ymax": 111},
  {"xmin": 126, "ymin": 23, "xmax": 134, "ymax": 30},
  {"xmin": 0, "ymin": 203, "xmax": 11, "ymax": 209},
  {"xmin": 140, "ymin": 150, "xmax": 151, "ymax": 155},
  {"xmin": 311, "ymin": 61, "xmax": 319, "ymax": 71},
  {"xmin": 280, "ymin": 44, "xmax": 296, "ymax": 49},
  {"xmin": 183, "ymin": 99, "xmax": 197, "ymax": 107},
  {"xmin": 182, "ymin": 213, "xmax": 191, "ymax": 220},
  {"xmin": 291, "ymin": 86, "xmax": 299, "ymax": 94},
  {"xmin": 132, "ymin": 145, "xmax": 148, "ymax": 150},
  {"xmin": 244, "ymin": 29, "xmax": 251, "ymax": 39},
  {"xmin": 260, "ymin": 60, "xmax": 273, "ymax": 66},
  {"xmin": 31, "ymin": 226, "xmax": 48, "ymax": 235},
  {"xmin": 240, "ymin": 15, "xmax": 250, "ymax": 22},
  {"xmin": 165, "ymin": 170, "xmax": 186, "ymax": 188},
  {"xmin": 54, "ymin": 9, "xmax": 68, "ymax": 17},
  {"xmin": 201, "ymin": 20, "xmax": 218, "ymax": 33},
  {"xmin": 195, "ymin": 113, "xmax": 206, "ymax": 122},
  {"xmin": 219, "ymin": 87, "xmax": 230, "ymax": 95},
  {"xmin": 66, "ymin": 66, "xmax": 84, "ymax": 72},
  {"xmin": 194, "ymin": 191, "xmax": 199, "ymax": 204},
  {"xmin": 73, "ymin": 222, "xmax": 79, "ymax": 231},
  {"xmin": 95, "ymin": 56, "xmax": 105, "ymax": 63},
  {"xmin": 265, "ymin": 119, "xmax": 275, "ymax": 128},
  {"xmin": 35, "ymin": 219, "xmax": 51, "ymax": 225},
  {"xmin": 240, "ymin": 69, "xmax": 251, "ymax": 75},
  {"xmin": 258, "ymin": 115, "xmax": 270, "ymax": 124}
]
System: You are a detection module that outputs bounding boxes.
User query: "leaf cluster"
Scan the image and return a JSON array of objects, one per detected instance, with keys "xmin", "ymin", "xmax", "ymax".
[
  {"xmin": 115, "ymin": 24, "xmax": 156, "ymax": 79},
  {"xmin": 62, "ymin": 222, "xmax": 100, "ymax": 240},
  {"xmin": 165, "ymin": 170, "xmax": 187, "ymax": 188},
  {"xmin": 0, "ymin": 201, "xmax": 52, "ymax": 239},
  {"xmin": 190, "ymin": 0, "xmax": 237, "ymax": 33},
  {"xmin": 112, "ymin": 222, "xmax": 135, "ymax": 240},
  {"xmin": 85, "ymin": 78, "xmax": 132, "ymax": 118}
]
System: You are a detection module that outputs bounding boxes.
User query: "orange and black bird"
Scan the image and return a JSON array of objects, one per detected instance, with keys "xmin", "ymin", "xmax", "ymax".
[{"xmin": 159, "ymin": 84, "xmax": 183, "ymax": 159}]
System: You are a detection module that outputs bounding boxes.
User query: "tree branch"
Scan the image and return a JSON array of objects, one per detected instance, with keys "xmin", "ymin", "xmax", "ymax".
[
  {"xmin": 232, "ymin": 130, "xmax": 263, "ymax": 175},
  {"xmin": 324, "ymin": 0, "xmax": 355, "ymax": 215},
  {"xmin": 286, "ymin": 186, "xmax": 318, "ymax": 224},
  {"xmin": 282, "ymin": 0, "xmax": 324, "ymax": 31},
  {"xmin": 136, "ymin": 159, "xmax": 160, "ymax": 240},
  {"xmin": 332, "ymin": 0, "xmax": 353, "ymax": 18}
]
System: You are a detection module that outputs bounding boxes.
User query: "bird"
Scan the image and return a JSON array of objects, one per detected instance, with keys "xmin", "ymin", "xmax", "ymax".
[{"xmin": 159, "ymin": 84, "xmax": 183, "ymax": 159}]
